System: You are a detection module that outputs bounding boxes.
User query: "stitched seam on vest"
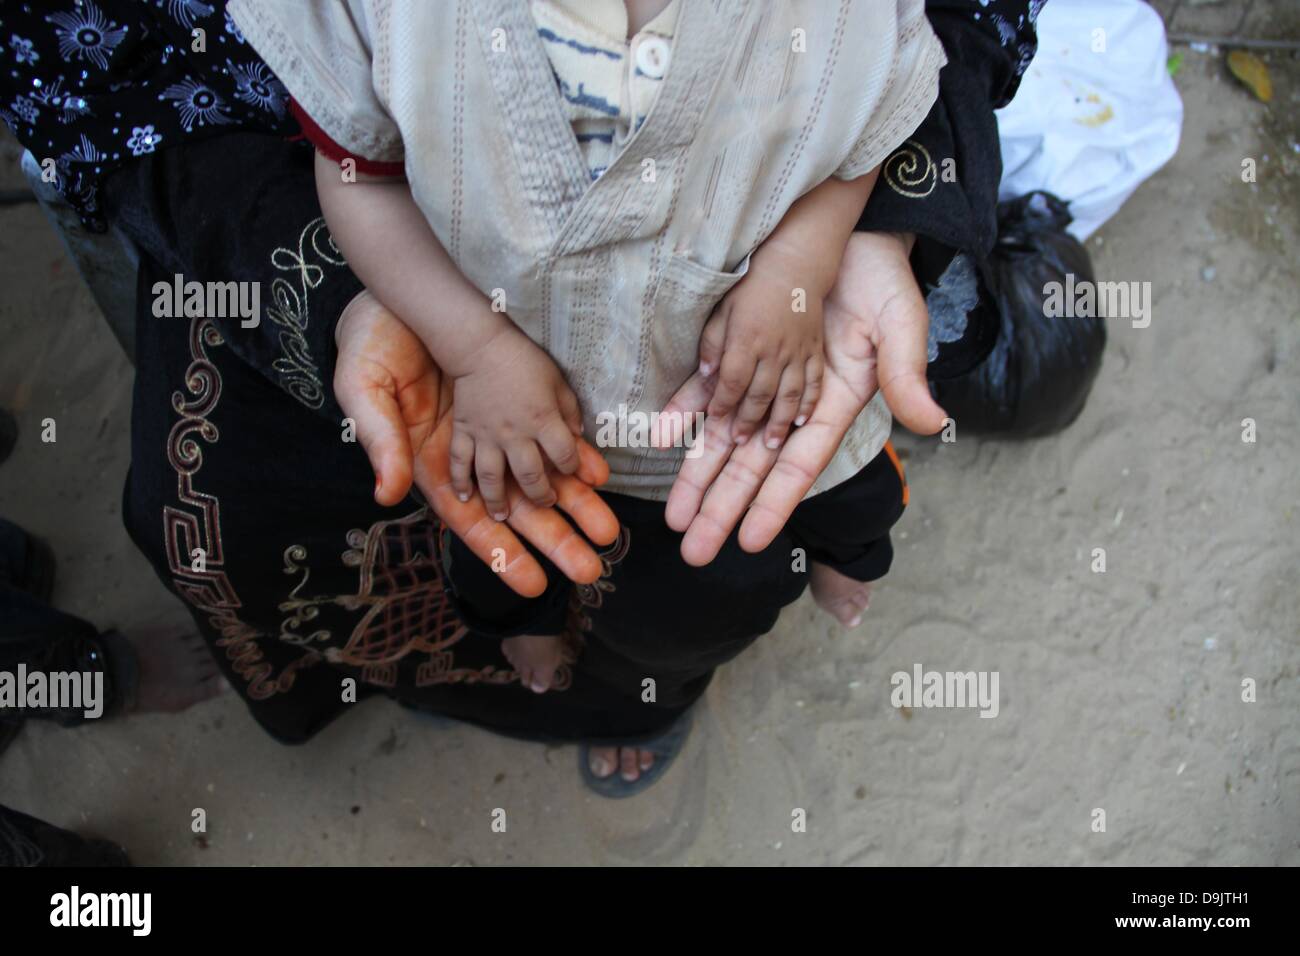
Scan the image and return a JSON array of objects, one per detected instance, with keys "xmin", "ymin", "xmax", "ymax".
[
  {"xmin": 450, "ymin": 0, "xmax": 467, "ymax": 261},
  {"xmin": 757, "ymin": 0, "xmax": 849, "ymax": 239}
]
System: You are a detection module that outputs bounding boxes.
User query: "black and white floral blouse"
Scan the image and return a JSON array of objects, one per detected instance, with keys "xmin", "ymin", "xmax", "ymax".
[{"xmin": 1, "ymin": 0, "xmax": 291, "ymax": 231}]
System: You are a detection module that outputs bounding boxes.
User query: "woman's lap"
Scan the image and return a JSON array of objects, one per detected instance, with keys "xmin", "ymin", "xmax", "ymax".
[{"xmin": 121, "ymin": 256, "xmax": 806, "ymax": 744}]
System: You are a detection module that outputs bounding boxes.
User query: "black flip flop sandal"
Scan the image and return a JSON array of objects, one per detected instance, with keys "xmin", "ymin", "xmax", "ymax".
[
  {"xmin": 579, "ymin": 709, "xmax": 694, "ymax": 799},
  {"xmin": 0, "ymin": 408, "xmax": 16, "ymax": 467}
]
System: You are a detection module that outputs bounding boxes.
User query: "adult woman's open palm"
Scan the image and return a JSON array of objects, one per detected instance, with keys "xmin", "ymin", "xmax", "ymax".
[
  {"xmin": 661, "ymin": 231, "xmax": 949, "ymax": 566},
  {"xmin": 333, "ymin": 292, "xmax": 620, "ymax": 597}
]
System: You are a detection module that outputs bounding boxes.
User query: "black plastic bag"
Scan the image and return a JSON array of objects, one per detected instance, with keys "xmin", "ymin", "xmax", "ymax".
[{"xmin": 932, "ymin": 191, "xmax": 1106, "ymax": 437}]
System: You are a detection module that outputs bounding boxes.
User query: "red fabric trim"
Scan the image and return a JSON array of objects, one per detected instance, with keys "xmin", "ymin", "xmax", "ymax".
[{"xmin": 290, "ymin": 99, "xmax": 404, "ymax": 177}]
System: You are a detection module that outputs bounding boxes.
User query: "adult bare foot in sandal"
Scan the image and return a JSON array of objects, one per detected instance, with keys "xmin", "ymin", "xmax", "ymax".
[
  {"xmin": 587, "ymin": 746, "xmax": 656, "ymax": 783},
  {"xmin": 581, "ymin": 711, "xmax": 694, "ymax": 796}
]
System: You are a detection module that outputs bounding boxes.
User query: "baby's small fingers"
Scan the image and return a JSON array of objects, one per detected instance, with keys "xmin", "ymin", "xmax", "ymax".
[
  {"xmin": 707, "ymin": 348, "xmax": 755, "ymax": 423},
  {"xmin": 732, "ymin": 359, "xmax": 780, "ymax": 445},
  {"xmin": 796, "ymin": 353, "xmax": 824, "ymax": 427},
  {"xmin": 557, "ymin": 386, "xmax": 584, "ymax": 436},
  {"xmin": 506, "ymin": 441, "xmax": 556, "ymax": 508},
  {"xmin": 764, "ymin": 363, "xmax": 805, "ymax": 449},
  {"xmin": 697, "ymin": 308, "xmax": 729, "ymax": 378},
  {"xmin": 538, "ymin": 416, "xmax": 580, "ymax": 476},
  {"xmin": 475, "ymin": 443, "xmax": 510, "ymax": 521},
  {"xmin": 449, "ymin": 429, "xmax": 476, "ymax": 502}
]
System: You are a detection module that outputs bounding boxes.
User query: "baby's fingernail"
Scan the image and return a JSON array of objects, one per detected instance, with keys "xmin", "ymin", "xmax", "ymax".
[
  {"xmin": 734, "ymin": 433, "xmax": 748, "ymax": 445},
  {"xmin": 849, "ymin": 615, "xmax": 862, "ymax": 628},
  {"xmin": 457, "ymin": 491, "xmax": 469, "ymax": 502},
  {"xmin": 794, "ymin": 415, "xmax": 807, "ymax": 427},
  {"xmin": 699, "ymin": 361, "xmax": 714, "ymax": 377},
  {"xmin": 765, "ymin": 436, "xmax": 780, "ymax": 449},
  {"xmin": 493, "ymin": 511, "xmax": 507, "ymax": 521}
]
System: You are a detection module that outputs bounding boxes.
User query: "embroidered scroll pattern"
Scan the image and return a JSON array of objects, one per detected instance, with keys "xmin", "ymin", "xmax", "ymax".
[
  {"xmin": 882, "ymin": 140, "xmax": 937, "ymax": 199},
  {"xmin": 264, "ymin": 216, "xmax": 348, "ymax": 410},
  {"xmin": 163, "ymin": 318, "xmax": 321, "ymax": 699}
]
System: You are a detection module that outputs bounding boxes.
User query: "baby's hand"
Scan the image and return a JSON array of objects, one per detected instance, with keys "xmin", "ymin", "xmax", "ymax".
[
  {"xmin": 449, "ymin": 324, "xmax": 583, "ymax": 519},
  {"xmin": 701, "ymin": 246, "xmax": 826, "ymax": 448}
]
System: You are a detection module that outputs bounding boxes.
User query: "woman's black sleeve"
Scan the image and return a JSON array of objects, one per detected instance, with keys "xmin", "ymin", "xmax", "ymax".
[{"xmin": 856, "ymin": 0, "xmax": 1042, "ymax": 258}]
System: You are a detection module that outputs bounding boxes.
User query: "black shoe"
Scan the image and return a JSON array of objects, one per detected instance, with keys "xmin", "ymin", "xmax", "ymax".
[
  {"xmin": 0, "ymin": 718, "xmax": 21, "ymax": 756},
  {"xmin": 0, "ymin": 803, "xmax": 130, "ymax": 866},
  {"xmin": 0, "ymin": 409, "xmax": 15, "ymax": 467},
  {"xmin": 0, "ymin": 518, "xmax": 57, "ymax": 603},
  {"xmin": 16, "ymin": 533, "xmax": 56, "ymax": 605},
  {"xmin": 8, "ymin": 629, "xmax": 136, "ymax": 730},
  {"xmin": 0, "ymin": 629, "xmax": 138, "ymax": 759}
]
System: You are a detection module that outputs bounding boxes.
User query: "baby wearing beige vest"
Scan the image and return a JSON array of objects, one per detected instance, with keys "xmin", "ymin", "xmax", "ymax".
[{"xmin": 231, "ymin": 0, "xmax": 945, "ymax": 689}]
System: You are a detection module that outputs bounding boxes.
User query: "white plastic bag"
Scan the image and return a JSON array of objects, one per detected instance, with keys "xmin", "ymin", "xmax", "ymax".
[{"xmin": 996, "ymin": 0, "xmax": 1184, "ymax": 240}]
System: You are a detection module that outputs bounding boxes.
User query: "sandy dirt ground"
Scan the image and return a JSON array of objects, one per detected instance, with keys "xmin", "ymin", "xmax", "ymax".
[{"xmin": 0, "ymin": 37, "xmax": 1297, "ymax": 865}]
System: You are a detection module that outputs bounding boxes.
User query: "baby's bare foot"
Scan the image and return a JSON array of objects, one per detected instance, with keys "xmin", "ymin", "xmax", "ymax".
[
  {"xmin": 809, "ymin": 562, "xmax": 872, "ymax": 628},
  {"xmin": 501, "ymin": 634, "xmax": 563, "ymax": 693}
]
